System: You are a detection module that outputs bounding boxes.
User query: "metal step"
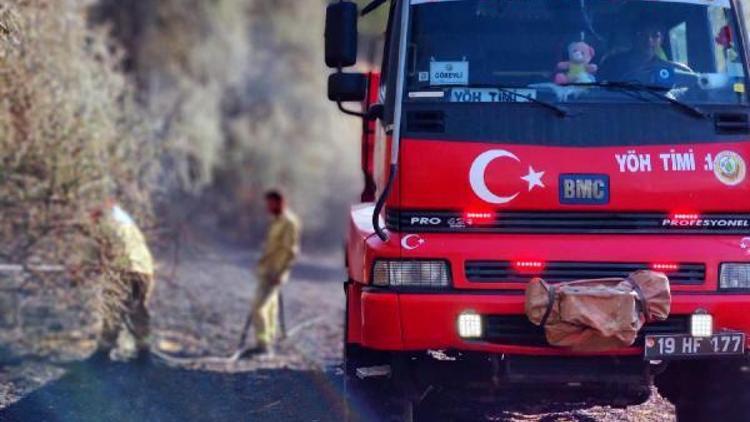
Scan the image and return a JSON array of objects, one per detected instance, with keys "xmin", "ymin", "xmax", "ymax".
[{"xmin": 356, "ymin": 365, "xmax": 391, "ymax": 379}]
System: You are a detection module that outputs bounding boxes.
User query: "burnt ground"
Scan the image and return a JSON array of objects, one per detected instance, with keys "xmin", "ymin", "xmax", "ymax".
[{"xmin": 0, "ymin": 238, "xmax": 676, "ymax": 421}]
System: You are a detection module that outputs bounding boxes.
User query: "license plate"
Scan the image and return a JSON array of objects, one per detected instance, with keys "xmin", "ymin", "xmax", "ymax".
[{"xmin": 644, "ymin": 332, "xmax": 746, "ymax": 359}]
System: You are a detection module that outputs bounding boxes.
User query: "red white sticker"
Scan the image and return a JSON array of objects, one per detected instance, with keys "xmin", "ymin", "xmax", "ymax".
[
  {"xmin": 401, "ymin": 234, "xmax": 426, "ymax": 250},
  {"xmin": 469, "ymin": 149, "xmax": 545, "ymax": 204}
]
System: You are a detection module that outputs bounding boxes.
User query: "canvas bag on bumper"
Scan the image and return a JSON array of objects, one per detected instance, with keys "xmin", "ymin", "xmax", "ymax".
[{"xmin": 525, "ymin": 270, "xmax": 672, "ymax": 352}]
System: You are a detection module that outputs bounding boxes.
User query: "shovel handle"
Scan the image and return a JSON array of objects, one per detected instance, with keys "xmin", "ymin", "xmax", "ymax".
[
  {"xmin": 236, "ymin": 306, "xmax": 254, "ymax": 350},
  {"xmin": 278, "ymin": 291, "xmax": 287, "ymax": 340}
]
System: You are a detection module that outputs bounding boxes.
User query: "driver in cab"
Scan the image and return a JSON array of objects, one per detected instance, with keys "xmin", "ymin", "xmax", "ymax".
[{"xmin": 599, "ymin": 23, "xmax": 692, "ymax": 82}]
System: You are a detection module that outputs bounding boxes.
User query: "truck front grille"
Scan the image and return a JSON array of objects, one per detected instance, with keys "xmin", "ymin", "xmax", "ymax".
[
  {"xmin": 386, "ymin": 209, "xmax": 750, "ymax": 235},
  {"xmin": 465, "ymin": 261, "xmax": 705, "ymax": 285},
  {"xmin": 482, "ymin": 315, "xmax": 690, "ymax": 347}
]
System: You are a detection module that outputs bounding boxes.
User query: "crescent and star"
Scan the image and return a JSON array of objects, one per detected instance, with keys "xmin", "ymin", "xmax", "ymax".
[
  {"xmin": 469, "ymin": 149, "xmax": 545, "ymax": 204},
  {"xmin": 401, "ymin": 234, "xmax": 425, "ymax": 250}
]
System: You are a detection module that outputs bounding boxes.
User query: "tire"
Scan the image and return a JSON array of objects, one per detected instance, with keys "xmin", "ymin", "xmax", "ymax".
[
  {"xmin": 609, "ymin": 387, "xmax": 652, "ymax": 408},
  {"xmin": 657, "ymin": 359, "xmax": 749, "ymax": 422}
]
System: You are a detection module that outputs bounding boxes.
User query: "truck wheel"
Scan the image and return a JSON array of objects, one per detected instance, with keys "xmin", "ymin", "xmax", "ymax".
[
  {"xmin": 609, "ymin": 387, "xmax": 652, "ymax": 408},
  {"xmin": 657, "ymin": 360, "xmax": 748, "ymax": 422},
  {"xmin": 344, "ymin": 345, "xmax": 416, "ymax": 422}
]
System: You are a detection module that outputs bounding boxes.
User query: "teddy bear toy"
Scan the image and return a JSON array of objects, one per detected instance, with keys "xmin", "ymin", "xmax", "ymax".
[{"xmin": 554, "ymin": 41, "xmax": 598, "ymax": 85}]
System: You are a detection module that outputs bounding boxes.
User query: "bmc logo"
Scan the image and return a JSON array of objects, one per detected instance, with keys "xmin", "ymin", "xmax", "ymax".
[{"xmin": 559, "ymin": 174, "xmax": 610, "ymax": 205}]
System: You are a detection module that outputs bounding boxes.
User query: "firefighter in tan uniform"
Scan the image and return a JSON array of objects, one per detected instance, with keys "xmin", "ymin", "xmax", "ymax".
[
  {"xmin": 90, "ymin": 199, "xmax": 155, "ymax": 362},
  {"xmin": 246, "ymin": 190, "xmax": 301, "ymax": 355}
]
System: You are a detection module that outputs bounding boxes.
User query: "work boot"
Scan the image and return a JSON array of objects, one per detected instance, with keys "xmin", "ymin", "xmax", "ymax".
[
  {"xmin": 87, "ymin": 348, "xmax": 114, "ymax": 365},
  {"xmin": 239, "ymin": 343, "xmax": 274, "ymax": 359},
  {"xmin": 109, "ymin": 330, "xmax": 139, "ymax": 362}
]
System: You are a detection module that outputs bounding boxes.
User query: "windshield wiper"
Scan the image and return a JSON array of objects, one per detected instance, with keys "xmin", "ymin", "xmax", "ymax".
[
  {"xmin": 361, "ymin": 0, "xmax": 387, "ymax": 16},
  {"xmin": 437, "ymin": 84, "xmax": 570, "ymax": 117},
  {"xmin": 569, "ymin": 81, "xmax": 708, "ymax": 119}
]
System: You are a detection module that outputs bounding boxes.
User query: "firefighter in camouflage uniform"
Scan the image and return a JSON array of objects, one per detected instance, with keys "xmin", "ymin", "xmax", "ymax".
[{"xmin": 90, "ymin": 199, "xmax": 155, "ymax": 362}]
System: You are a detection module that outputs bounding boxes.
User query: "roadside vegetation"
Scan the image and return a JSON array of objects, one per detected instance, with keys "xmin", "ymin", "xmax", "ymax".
[
  {"xmin": 1, "ymin": 0, "xmax": 363, "ymax": 274},
  {"xmin": 0, "ymin": 0, "xmax": 155, "ymax": 271},
  {"xmin": 0, "ymin": 0, "xmax": 360, "ymax": 364}
]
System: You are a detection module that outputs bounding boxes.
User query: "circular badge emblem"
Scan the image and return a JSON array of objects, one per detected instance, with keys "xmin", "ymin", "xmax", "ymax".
[{"xmin": 714, "ymin": 151, "xmax": 747, "ymax": 186}]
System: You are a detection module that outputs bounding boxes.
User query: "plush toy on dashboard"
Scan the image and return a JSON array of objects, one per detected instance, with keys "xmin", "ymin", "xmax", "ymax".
[{"xmin": 554, "ymin": 41, "xmax": 598, "ymax": 85}]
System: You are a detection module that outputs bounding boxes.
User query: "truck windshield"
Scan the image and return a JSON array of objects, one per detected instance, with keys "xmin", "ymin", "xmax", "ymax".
[{"xmin": 406, "ymin": 0, "xmax": 747, "ymax": 105}]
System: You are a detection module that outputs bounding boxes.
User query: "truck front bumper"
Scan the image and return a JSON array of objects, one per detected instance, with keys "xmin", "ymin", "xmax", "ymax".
[{"xmin": 353, "ymin": 286, "xmax": 750, "ymax": 356}]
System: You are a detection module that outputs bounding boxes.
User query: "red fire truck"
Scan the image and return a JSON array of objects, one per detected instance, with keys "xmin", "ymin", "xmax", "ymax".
[{"xmin": 325, "ymin": 0, "xmax": 750, "ymax": 420}]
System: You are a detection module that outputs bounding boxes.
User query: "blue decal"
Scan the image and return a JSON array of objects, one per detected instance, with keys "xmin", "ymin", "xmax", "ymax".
[
  {"xmin": 559, "ymin": 174, "xmax": 610, "ymax": 205},
  {"xmin": 651, "ymin": 67, "xmax": 675, "ymax": 87}
]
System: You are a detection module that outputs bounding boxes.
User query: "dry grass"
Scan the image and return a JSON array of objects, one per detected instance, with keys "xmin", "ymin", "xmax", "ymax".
[{"xmin": 0, "ymin": 0, "xmax": 156, "ymax": 272}]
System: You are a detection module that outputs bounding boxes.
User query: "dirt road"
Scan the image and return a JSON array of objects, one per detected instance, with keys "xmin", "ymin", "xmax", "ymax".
[{"xmin": 0, "ymin": 240, "xmax": 676, "ymax": 421}]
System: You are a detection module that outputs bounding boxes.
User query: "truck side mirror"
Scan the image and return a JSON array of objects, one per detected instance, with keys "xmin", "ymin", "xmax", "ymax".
[
  {"xmin": 328, "ymin": 72, "xmax": 367, "ymax": 102},
  {"xmin": 325, "ymin": 1, "xmax": 359, "ymax": 68}
]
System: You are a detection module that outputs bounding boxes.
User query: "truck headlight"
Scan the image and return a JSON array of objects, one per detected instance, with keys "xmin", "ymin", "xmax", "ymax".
[
  {"xmin": 719, "ymin": 263, "xmax": 750, "ymax": 289},
  {"xmin": 690, "ymin": 311, "xmax": 713, "ymax": 338},
  {"xmin": 372, "ymin": 260, "xmax": 451, "ymax": 288}
]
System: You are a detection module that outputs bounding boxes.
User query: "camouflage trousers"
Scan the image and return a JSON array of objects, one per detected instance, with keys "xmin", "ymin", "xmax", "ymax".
[{"xmin": 98, "ymin": 272, "xmax": 154, "ymax": 361}]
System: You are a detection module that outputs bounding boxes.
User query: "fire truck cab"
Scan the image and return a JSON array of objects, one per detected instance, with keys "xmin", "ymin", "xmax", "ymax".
[{"xmin": 325, "ymin": 0, "xmax": 750, "ymax": 420}]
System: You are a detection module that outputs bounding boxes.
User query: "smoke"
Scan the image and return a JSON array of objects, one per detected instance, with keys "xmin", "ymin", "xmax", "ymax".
[{"xmin": 92, "ymin": 0, "xmax": 362, "ymax": 245}]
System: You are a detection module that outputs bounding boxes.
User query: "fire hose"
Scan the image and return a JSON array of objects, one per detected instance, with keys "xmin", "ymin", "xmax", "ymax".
[{"xmin": 151, "ymin": 291, "xmax": 323, "ymax": 366}]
